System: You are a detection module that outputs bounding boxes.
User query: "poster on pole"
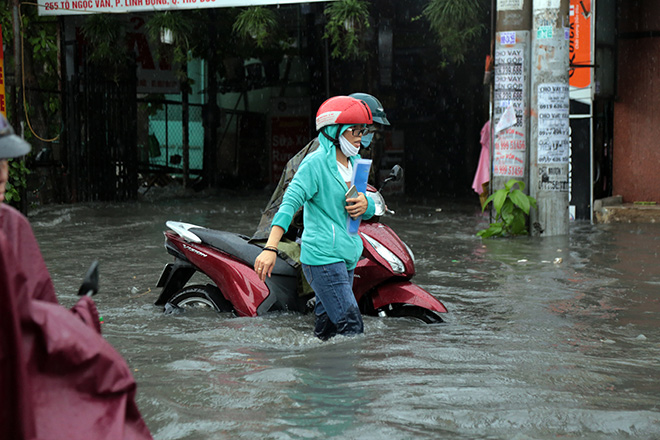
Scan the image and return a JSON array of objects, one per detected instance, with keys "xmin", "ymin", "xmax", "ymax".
[
  {"xmin": 538, "ymin": 81, "xmax": 569, "ymax": 196},
  {"xmin": 497, "ymin": 0, "xmax": 524, "ymax": 11},
  {"xmin": 38, "ymin": 0, "xmax": 331, "ymax": 16},
  {"xmin": 493, "ymin": 41, "xmax": 527, "ymax": 177},
  {"xmin": 537, "ymin": 82, "xmax": 569, "ymax": 165},
  {"xmin": 569, "ymin": 0, "xmax": 592, "ymax": 89},
  {"xmin": 533, "ymin": 0, "xmax": 560, "ymax": 11}
]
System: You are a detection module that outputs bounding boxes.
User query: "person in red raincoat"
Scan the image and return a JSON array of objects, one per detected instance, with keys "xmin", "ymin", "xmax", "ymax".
[{"xmin": 0, "ymin": 114, "xmax": 153, "ymax": 440}]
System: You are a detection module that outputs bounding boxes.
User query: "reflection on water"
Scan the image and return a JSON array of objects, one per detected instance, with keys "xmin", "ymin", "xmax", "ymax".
[{"xmin": 28, "ymin": 191, "xmax": 660, "ymax": 439}]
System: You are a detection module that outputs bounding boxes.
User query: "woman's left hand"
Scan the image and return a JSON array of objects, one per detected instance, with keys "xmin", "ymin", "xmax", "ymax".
[
  {"xmin": 254, "ymin": 250, "xmax": 277, "ymax": 282},
  {"xmin": 346, "ymin": 192, "xmax": 368, "ymax": 219}
]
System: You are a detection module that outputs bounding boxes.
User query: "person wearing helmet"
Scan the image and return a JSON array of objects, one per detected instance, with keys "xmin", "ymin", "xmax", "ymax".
[
  {"xmin": 349, "ymin": 92, "xmax": 390, "ymax": 184},
  {"xmin": 250, "ymin": 92, "xmax": 390, "ymax": 243},
  {"xmin": 0, "ymin": 114, "xmax": 58, "ymax": 303},
  {"xmin": 348, "ymin": 92, "xmax": 390, "ymax": 149},
  {"xmin": 253, "ymin": 96, "xmax": 375, "ymax": 340}
]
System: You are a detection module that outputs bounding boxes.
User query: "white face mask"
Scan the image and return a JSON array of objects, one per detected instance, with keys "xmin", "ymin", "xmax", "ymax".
[{"xmin": 339, "ymin": 134, "xmax": 360, "ymax": 157}]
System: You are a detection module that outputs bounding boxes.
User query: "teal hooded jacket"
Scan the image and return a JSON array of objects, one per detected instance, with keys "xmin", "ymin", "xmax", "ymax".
[{"xmin": 271, "ymin": 125, "xmax": 375, "ymax": 270}]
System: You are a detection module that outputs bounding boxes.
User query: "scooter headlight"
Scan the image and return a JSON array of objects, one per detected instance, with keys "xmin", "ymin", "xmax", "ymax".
[
  {"xmin": 361, "ymin": 233, "xmax": 405, "ymax": 273},
  {"xmin": 403, "ymin": 242, "xmax": 416, "ymax": 265}
]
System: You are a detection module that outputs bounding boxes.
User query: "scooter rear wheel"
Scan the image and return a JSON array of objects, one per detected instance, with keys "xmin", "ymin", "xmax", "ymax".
[
  {"xmin": 168, "ymin": 284, "xmax": 233, "ymax": 313},
  {"xmin": 380, "ymin": 304, "xmax": 444, "ymax": 324}
]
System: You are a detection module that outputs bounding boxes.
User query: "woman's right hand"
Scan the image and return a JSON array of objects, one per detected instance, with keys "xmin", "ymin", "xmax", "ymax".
[{"xmin": 254, "ymin": 250, "xmax": 277, "ymax": 282}]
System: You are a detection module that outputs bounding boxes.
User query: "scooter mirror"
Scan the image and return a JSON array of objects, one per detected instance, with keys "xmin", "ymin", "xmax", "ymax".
[
  {"xmin": 78, "ymin": 260, "xmax": 100, "ymax": 297},
  {"xmin": 379, "ymin": 165, "xmax": 403, "ymax": 192},
  {"xmin": 389, "ymin": 165, "xmax": 403, "ymax": 181}
]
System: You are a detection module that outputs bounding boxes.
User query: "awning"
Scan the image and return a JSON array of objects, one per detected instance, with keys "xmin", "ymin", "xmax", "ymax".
[{"xmin": 38, "ymin": 0, "xmax": 332, "ymax": 16}]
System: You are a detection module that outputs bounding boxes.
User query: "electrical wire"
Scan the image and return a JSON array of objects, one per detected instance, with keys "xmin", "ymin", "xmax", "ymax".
[{"xmin": 18, "ymin": 1, "xmax": 60, "ymax": 143}]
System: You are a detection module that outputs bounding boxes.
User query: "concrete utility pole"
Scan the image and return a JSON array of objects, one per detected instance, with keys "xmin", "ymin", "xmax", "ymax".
[
  {"xmin": 492, "ymin": 1, "xmax": 532, "ymax": 198},
  {"xmin": 529, "ymin": 0, "xmax": 570, "ymax": 236}
]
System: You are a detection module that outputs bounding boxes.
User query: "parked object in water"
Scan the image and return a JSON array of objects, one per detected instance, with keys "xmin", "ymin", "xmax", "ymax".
[{"xmin": 154, "ymin": 166, "xmax": 447, "ymax": 324}]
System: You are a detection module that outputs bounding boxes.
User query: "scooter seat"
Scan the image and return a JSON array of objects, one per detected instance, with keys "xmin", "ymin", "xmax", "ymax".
[{"xmin": 190, "ymin": 228, "xmax": 298, "ymax": 277}]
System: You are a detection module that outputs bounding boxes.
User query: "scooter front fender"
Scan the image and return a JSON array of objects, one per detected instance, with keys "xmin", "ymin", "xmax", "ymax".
[{"xmin": 371, "ymin": 281, "xmax": 448, "ymax": 314}]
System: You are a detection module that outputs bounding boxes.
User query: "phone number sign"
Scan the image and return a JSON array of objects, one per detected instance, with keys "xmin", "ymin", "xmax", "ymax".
[{"xmin": 537, "ymin": 83, "xmax": 569, "ymax": 164}]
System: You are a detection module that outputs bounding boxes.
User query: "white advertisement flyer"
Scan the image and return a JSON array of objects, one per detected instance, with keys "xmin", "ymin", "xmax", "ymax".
[
  {"xmin": 537, "ymin": 82, "xmax": 569, "ymax": 165},
  {"xmin": 493, "ymin": 45, "xmax": 527, "ymax": 177},
  {"xmin": 497, "ymin": 0, "xmax": 524, "ymax": 11},
  {"xmin": 533, "ymin": 0, "xmax": 560, "ymax": 11}
]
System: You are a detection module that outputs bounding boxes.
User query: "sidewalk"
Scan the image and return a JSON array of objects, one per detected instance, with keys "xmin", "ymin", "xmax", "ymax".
[{"xmin": 594, "ymin": 196, "xmax": 660, "ymax": 224}]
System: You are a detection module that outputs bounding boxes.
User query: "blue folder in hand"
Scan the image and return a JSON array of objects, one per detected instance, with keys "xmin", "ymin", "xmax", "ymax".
[{"xmin": 347, "ymin": 159, "xmax": 372, "ymax": 235}]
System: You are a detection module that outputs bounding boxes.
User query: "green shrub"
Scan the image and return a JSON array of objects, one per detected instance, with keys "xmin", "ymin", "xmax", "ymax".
[
  {"xmin": 478, "ymin": 179, "xmax": 537, "ymax": 238},
  {"xmin": 5, "ymin": 159, "xmax": 31, "ymax": 204}
]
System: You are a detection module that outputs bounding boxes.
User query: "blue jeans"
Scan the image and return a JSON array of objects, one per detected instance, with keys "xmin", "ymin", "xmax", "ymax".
[{"xmin": 302, "ymin": 262, "xmax": 364, "ymax": 340}]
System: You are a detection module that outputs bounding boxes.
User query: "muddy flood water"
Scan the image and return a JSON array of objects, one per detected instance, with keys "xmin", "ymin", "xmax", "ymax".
[{"xmin": 29, "ymin": 189, "xmax": 660, "ymax": 440}]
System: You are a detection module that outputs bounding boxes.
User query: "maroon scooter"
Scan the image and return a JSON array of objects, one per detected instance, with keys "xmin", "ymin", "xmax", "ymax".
[{"xmin": 155, "ymin": 167, "xmax": 447, "ymax": 323}]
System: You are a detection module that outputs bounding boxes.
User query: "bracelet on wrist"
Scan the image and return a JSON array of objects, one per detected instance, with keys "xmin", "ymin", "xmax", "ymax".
[{"xmin": 263, "ymin": 247, "xmax": 278, "ymax": 253}]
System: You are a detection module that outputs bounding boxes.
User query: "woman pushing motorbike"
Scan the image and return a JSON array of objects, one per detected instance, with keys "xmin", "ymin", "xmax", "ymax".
[
  {"xmin": 253, "ymin": 96, "xmax": 375, "ymax": 340},
  {"xmin": 250, "ymin": 92, "xmax": 390, "ymax": 244}
]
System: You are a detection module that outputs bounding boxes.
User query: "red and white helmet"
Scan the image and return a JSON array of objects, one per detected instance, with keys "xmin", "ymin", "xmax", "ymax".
[{"xmin": 315, "ymin": 96, "xmax": 373, "ymax": 131}]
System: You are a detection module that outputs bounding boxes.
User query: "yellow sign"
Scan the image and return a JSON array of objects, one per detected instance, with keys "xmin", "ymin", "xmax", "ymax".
[{"xmin": 0, "ymin": 24, "xmax": 6, "ymax": 117}]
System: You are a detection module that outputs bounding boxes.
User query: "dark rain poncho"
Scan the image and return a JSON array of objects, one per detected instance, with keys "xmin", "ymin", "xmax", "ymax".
[{"xmin": 0, "ymin": 204, "xmax": 153, "ymax": 440}]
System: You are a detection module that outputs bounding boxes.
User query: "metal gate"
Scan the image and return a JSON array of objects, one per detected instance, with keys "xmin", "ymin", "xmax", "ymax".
[{"xmin": 64, "ymin": 62, "xmax": 138, "ymax": 202}]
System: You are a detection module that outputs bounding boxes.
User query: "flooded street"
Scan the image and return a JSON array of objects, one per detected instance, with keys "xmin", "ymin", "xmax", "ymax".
[{"xmin": 30, "ymin": 190, "xmax": 660, "ymax": 440}]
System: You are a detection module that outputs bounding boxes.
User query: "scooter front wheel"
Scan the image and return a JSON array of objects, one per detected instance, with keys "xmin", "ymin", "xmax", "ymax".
[{"xmin": 168, "ymin": 284, "xmax": 233, "ymax": 313}]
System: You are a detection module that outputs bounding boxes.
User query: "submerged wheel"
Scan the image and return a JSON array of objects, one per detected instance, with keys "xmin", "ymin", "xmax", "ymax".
[
  {"xmin": 168, "ymin": 284, "xmax": 233, "ymax": 313},
  {"xmin": 380, "ymin": 304, "xmax": 444, "ymax": 324}
]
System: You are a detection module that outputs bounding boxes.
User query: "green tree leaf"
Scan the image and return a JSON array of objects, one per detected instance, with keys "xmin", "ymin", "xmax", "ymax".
[
  {"xmin": 509, "ymin": 189, "xmax": 531, "ymax": 214},
  {"xmin": 477, "ymin": 223, "xmax": 503, "ymax": 238},
  {"xmin": 481, "ymin": 192, "xmax": 495, "ymax": 212},
  {"xmin": 508, "ymin": 210, "xmax": 527, "ymax": 235},
  {"xmin": 492, "ymin": 189, "xmax": 508, "ymax": 217}
]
